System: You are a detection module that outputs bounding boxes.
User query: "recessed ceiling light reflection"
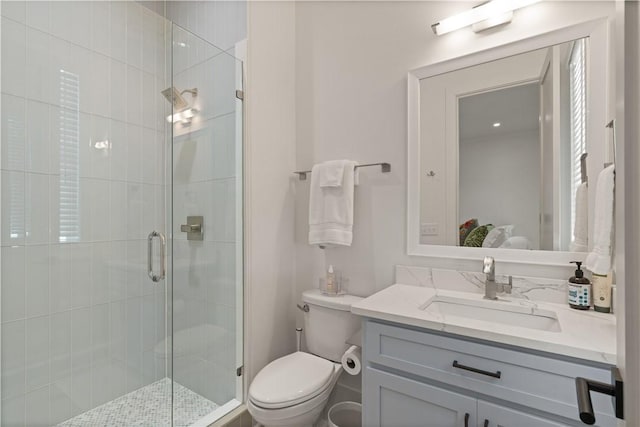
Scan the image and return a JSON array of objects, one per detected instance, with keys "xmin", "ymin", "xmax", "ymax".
[
  {"xmin": 493, "ymin": 122, "xmax": 501, "ymax": 128},
  {"xmin": 166, "ymin": 108, "xmax": 199, "ymax": 124}
]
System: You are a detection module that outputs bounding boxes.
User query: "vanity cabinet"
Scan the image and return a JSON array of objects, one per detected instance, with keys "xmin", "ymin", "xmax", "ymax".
[{"xmin": 362, "ymin": 320, "xmax": 616, "ymax": 427}]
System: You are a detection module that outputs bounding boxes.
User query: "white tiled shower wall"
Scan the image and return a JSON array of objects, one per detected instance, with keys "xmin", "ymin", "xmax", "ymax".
[
  {"xmin": 164, "ymin": 0, "xmax": 246, "ymax": 53},
  {"xmin": 0, "ymin": 2, "xmax": 168, "ymax": 425}
]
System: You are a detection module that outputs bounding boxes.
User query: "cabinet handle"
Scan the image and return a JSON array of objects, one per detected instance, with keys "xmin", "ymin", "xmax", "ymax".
[
  {"xmin": 484, "ymin": 420, "xmax": 489, "ymax": 427},
  {"xmin": 452, "ymin": 360, "xmax": 501, "ymax": 379},
  {"xmin": 464, "ymin": 413, "xmax": 469, "ymax": 427},
  {"xmin": 576, "ymin": 367, "xmax": 624, "ymax": 424}
]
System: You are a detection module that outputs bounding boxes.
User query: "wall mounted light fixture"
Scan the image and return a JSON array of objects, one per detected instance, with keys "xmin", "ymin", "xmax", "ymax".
[{"xmin": 431, "ymin": 0, "xmax": 540, "ymax": 36}]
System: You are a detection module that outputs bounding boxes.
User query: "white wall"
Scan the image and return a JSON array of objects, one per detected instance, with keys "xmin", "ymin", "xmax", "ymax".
[
  {"xmin": 616, "ymin": 1, "xmax": 640, "ymax": 424},
  {"xmin": 244, "ymin": 0, "xmax": 297, "ymax": 388},
  {"xmin": 459, "ymin": 130, "xmax": 541, "ymax": 248},
  {"xmin": 294, "ymin": 1, "xmax": 616, "ymax": 309}
]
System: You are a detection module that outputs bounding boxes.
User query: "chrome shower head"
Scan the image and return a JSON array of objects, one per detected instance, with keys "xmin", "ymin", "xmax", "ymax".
[{"xmin": 161, "ymin": 87, "xmax": 190, "ymax": 111}]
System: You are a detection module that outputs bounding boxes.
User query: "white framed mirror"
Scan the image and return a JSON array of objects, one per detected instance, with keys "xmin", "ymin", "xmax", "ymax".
[{"xmin": 407, "ymin": 19, "xmax": 612, "ymax": 265}]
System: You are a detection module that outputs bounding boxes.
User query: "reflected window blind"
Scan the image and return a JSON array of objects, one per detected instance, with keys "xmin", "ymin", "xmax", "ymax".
[
  {"xmin": 8, "ymin": 116, "xmax": 25, "ymax": 239},
  {"xmin": 58, "ymin": 70, "xmax": 81, "ymax": 243},
  {"xmin": 569, "ymin": 39, "xmax": 587, "ymax": 236}
]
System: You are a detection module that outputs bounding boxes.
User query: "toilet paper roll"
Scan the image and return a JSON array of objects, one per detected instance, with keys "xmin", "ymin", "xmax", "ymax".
[{"xmin": 341, "ymin": 345, "xmax": 362, "ymax": 375}]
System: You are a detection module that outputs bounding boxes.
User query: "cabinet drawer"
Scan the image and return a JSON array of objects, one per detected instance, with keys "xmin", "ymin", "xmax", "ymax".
[
  {"xmin": 364, "ymin": 321, "xmax": 616, "ymax": 426},
  {"xmin": 478, "ymin": 401, "xmax": 571, "ymax": 427},
  {"xmin": 363, "ymin": 367, "xmax": 477, "ymax": 427}
]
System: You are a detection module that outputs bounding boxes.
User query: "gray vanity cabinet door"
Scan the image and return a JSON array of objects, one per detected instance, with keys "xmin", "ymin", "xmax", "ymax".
[
  {"xmin": 477, "ymin": 401, "xmax": 571, "ymax": 427},
  {"xmin": 363, "ymin": 367, "xmax": 477, "ymax": 427}
]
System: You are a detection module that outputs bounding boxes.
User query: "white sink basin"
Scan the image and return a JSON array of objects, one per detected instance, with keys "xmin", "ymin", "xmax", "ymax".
[{"xmin": 420, "ymin": 296, "xmax": 561, "ymax": 332}]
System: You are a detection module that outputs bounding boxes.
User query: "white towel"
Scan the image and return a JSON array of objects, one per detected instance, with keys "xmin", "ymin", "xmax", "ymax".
[
  {"xmin": 309, "ymin": 160, "xmax": 358, "ymax": 247},
  {"xmin": 585, "ymin": 165, "xmax": 615, "ymax": 275},
  {"xmin": 318, "ymin": 159, "xmax": 347, "ymax": 187},
  {"xmin": 570, "ymin": 182, "xmax": 589, "ymax": 252}
]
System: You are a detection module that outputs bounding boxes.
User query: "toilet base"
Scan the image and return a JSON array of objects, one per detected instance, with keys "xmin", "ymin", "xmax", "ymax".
[
  {"xmin": 248, "ymin": 394, "xmax": 326, "ymax": 427},
  {"xmin": 248, "ymin": 363, "xmax": 342, "ymax": 427}
]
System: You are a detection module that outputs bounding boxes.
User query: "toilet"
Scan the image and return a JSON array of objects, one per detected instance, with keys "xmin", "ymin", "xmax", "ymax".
[{"xmin": 247, "ymin": 290, "xmax": 363, "ymax": 427}]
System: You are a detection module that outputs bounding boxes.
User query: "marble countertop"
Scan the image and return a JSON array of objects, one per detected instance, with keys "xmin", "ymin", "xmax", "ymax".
[{"xmin": 351, "ymin": 284, "xmax": 616, "ymax": 364}]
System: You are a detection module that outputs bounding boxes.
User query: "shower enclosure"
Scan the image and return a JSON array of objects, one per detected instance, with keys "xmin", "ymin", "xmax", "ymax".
[{"xmin": 0, "ymin": 2, "xmax": 244, "ymax": 426}]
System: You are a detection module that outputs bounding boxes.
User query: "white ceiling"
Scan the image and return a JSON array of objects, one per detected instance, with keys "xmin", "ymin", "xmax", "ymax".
[{"xmin": 459, "ymin": 82, "xmax": 540, "ymax": 141}]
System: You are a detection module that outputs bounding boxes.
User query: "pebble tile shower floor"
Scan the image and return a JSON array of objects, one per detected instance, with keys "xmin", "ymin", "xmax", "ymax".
[{"xmin": 56, "ymin": 378, "xmax": 218, "ymax": 427}]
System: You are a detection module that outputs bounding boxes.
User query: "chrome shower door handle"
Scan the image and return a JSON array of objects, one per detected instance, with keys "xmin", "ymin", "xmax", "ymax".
[{"xmin": 147, "ymin": 231, "xmax": 166, "ymax": 282}]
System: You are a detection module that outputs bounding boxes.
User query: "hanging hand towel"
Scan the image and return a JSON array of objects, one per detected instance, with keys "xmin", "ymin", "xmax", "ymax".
[
  {"xmin": 585, "ymin": 165, "xmax": 615, "ymax": 275},
  {"xmin": 309, "ymin": 160, "xmax": 358, "ymax": 247},
  {"xmin": 570, "ymin": 182, "xmax": 589, "ymax": 252},
  {"xmin": 318, "ymin": 160, "xmax": 347, "ymax": 187}
]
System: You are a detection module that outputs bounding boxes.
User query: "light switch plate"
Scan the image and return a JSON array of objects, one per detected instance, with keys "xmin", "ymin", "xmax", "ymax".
[{"xmin": 421, "ymin": 223, "xmax": 439, "ymax": 236}]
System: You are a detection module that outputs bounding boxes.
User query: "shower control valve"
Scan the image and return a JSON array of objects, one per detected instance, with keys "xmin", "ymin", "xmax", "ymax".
[
  {"xmin": 180, "ymin": 223, "xmax": 202, "ymax": 232},
  {"xmin": 180, "ymin": 216, "xmax": 204, "ymax": 241}
]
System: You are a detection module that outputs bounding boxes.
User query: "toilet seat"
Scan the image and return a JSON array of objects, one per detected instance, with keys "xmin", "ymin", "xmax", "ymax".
[{"xmin": 249, "ymin": 352, "xmax": 335, "ymax": 409}]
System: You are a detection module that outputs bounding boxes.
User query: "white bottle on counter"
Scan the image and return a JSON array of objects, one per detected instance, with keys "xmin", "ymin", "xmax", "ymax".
[
  {"xmin": 326, "ymin": 265, "xmax": 335, "ymax": 294},
  {"xmin": 592, "ymin": 273, "xmax": 612, "ymax": 313}
]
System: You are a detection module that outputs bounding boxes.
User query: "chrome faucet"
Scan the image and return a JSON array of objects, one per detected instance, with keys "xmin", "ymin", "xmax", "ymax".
[{"xmin": 483, "ymin": 256, "xmax": 512, "ymax": 300}]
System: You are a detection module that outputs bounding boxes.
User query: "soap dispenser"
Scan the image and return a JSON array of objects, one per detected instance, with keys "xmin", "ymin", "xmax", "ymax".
[{"xmin": 568, "ymin": 261, "xmax": 591, "ymax": 310}]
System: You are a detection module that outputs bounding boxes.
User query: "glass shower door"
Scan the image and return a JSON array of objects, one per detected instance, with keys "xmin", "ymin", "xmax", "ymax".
[
  {"xmin": 169, "ymin": 24, "xmax": 244, "ymax": 425},
  {"xmin": 0, "ymin": 2, "xmax": 173, "ymax": 425}
]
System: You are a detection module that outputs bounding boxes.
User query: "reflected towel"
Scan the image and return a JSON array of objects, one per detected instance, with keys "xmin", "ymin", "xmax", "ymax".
[
  {"xmin": 585, "ymin": 165, "xmax": 615, "ymax": 275},
  {"xmin": 499, "ymin": 236, "xmax": 532, "ymax": 250},
  {"xmin": 570, "ymin": 182, "xmax": 589, "ymax": 252},
  {"xmin": 309, "ymin": 160, "xmax": 358, "ymax": 247}
]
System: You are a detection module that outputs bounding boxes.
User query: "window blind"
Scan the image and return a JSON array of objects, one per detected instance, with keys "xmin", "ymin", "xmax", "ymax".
[{"xmin": 58, "ymin": 70, "xmax": 81, "ymax": 243}]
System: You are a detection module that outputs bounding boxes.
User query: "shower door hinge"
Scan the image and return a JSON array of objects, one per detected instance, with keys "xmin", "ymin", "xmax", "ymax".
[
  {"xmin": 236, "ymin": 366, "xmax": 244, "ymax": 377},
  {"xmin": 235, "ymin": 90, "xmax": 244, "ymax": 100}
]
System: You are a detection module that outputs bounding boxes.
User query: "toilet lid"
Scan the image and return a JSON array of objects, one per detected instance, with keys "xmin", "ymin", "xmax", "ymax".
[{"xmin": 249, "ymin": 352, "xmax": 335, "ymax": 409}]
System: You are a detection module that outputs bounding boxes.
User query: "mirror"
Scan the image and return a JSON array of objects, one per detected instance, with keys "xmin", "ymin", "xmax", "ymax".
[
  {"xmin": 408, "ymin": 21, "xmax": 610, "ymax": 262},
  {"xmin": 420, "ymin": 40, "xmax": 588, "ymax": 251}
]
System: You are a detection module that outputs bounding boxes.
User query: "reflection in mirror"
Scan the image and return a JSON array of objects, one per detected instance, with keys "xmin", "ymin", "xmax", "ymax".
[
  {"xmin": 459, "ymin": 83, "xmax": 541, "ymax": 249},
  {"xmin": 419, "ymin": 38, "xmax": 588, "ymax": 252}
]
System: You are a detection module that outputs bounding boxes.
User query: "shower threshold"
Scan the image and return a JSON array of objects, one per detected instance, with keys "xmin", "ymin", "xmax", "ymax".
[{"xmin": 57, "ymin": 378, "xmax": 218, "ymax": 427}]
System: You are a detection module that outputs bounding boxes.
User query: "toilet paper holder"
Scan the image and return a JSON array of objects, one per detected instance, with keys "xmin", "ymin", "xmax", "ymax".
[{"xmin": 341, "ymin": 345, "xmax": 362, "ymax": 376}]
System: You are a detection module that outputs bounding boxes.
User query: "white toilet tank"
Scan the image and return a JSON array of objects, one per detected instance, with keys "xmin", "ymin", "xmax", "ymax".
[{"xmin": 302, "ymin": 290, "xmax": 363, "ymax": 362}]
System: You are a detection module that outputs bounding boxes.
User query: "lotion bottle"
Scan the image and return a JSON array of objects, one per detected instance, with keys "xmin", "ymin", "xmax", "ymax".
[
  {"xmin": 568, "ymin": 261, "xmax": 591, "ymax": 310},
  {"xmin": 592, "ymin": 273, "xmax": 612, "ymax": 313},
  {"xmin": 326, "ymin": 265, "xmax": 335, "ymax": 294}
]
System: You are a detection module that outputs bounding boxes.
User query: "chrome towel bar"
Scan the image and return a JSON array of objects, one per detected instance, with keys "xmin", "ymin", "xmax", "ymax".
[{"xmin": 294, "ymin": 162, "xmax": 391, "ymax": 181}]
